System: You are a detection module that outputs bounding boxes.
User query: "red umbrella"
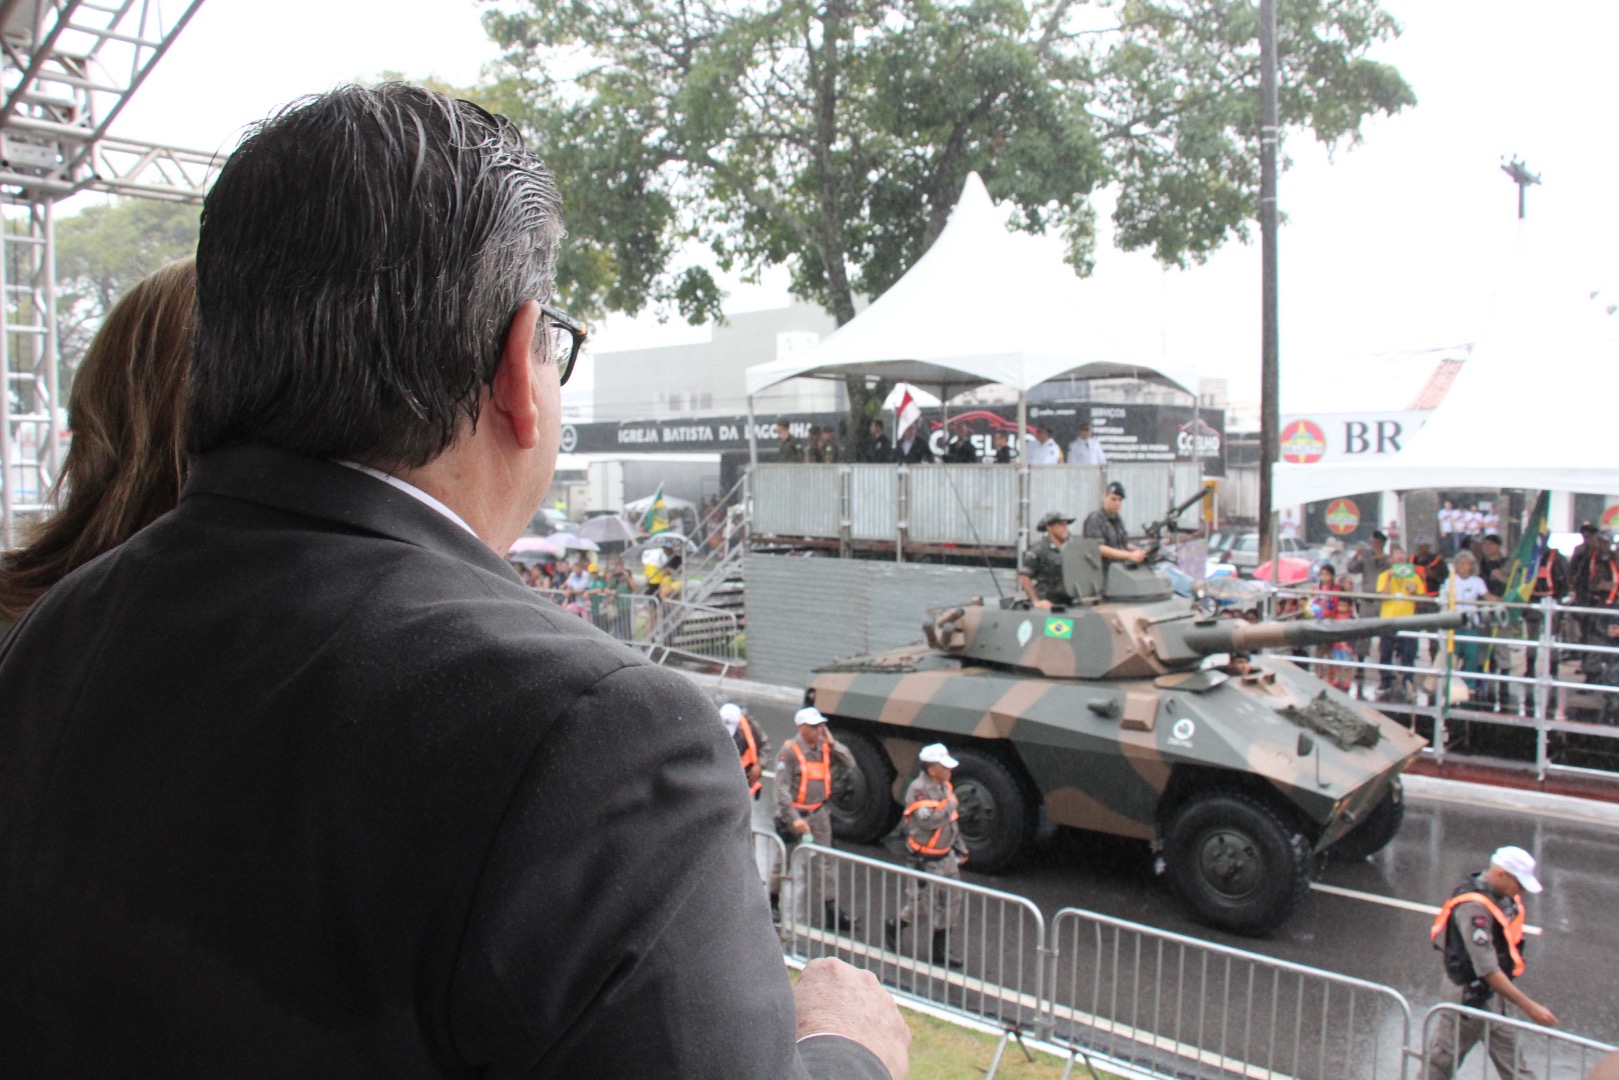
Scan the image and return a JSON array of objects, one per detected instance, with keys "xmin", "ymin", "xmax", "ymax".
[{"xmin": 1253, "ymin": 556, "xmax": 1313, "ymax": 584}]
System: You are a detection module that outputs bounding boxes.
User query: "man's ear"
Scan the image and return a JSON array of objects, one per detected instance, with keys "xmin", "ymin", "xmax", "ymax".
[{"xmin": 493, "ymin": 300, "xmax": 543, "ymax": 450}]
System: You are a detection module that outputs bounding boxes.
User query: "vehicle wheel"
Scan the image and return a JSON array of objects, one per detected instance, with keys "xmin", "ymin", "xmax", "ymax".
[
  {"xmin": 1163, "ymin": 790, "xmax": 1312, "ymax": 936},
  {"xmin": 949, "ymin": 747, "xmax": 1035, "ymax": 873},
  {"xmin": 1328, "ymin": 779, "xmax": 1405, "ymax": 861},
  {"xmin": 827, "ymin": 729, "xmax": 899, "ymax": 843}
]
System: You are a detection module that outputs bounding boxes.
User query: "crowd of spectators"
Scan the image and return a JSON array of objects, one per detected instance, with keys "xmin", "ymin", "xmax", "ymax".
[{"xmin": 1304, "ymin": 522, "xmax": 1619, "ymax": 718}]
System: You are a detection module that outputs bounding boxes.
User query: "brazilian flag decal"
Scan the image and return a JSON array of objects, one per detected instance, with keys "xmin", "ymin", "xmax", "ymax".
[{"xmin": 1044, "ymin": 617, "xmax": 1074, "ymax": 639}]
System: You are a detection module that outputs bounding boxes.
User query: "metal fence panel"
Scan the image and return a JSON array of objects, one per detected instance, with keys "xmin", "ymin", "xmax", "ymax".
[
  {"xmin": 848, "ymin": 464, "xmax": 898, "ymax": 541},
  {"xmin": 752, "ymin": 828, "xmax": 788, "ymax": 906},
  {"xmin": 908, "ymin": 465, "xmax": 1019, "ymax": 546},
  {"xmin": 753, "ymin": 463, "xmax": 841, "ymax": 537},
  {"xmin": 1107, "ymin": 464, "xmax": 1175, "ymax": 532},
  {"xmin": 782, "ymin": 844, "xmax": 1047, "ymax": 1032},
  {"xmin": 744, "ymin": 554, "xmax": 1005, "ymax": 687},
  {"xmin": 1028, "ymin": 465, "xmax": 1105, "ymax": 527},
  {"xmin": 1047, "ymin": 907, "xmax": 1412, "ymax": 1080},
  {"xmin": 1418, "ymin": 1003, "xmax": 1615, "ymax": 1080}
]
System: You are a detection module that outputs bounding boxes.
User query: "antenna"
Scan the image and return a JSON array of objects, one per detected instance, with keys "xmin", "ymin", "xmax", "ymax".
[{"xmin": 939, "ymin": 455, "xmax": 1007, "ymax": 599}]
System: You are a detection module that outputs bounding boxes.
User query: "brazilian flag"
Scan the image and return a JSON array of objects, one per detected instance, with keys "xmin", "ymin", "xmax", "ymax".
[
  {"xmin": 1501, "ymin": 491, "xmax": 1551, "ymax": 606},
  {"xmin": 1044, "ymin": 617, "xmax": 1074, "ymax": 639},
  {"xmin": 639, "ymin": 483, "xmax": 672, "ymax": 536}
]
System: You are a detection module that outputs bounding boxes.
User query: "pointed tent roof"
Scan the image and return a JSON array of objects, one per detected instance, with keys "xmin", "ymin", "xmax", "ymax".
[
  {"xmin": 1274, "ymin": 274, "xmax": 1619, "ymax": 504},
  {"xmin": 744, "ymin": 173, "xmax": 1197, "ymax": 398}
]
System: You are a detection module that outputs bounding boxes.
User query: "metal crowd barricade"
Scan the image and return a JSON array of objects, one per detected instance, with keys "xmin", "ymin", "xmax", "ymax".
[
  {"xmin": 1258, "ymin": 587, "xmax": 1619, "ymax": 781},
  {"xmin": 1416, "ymin": 1003, "xmax": 1615, "ymax": 1080},
  {"xmin": 781, "ymin": 843, "xmax": 1047, "ymax": 1033},
  {"xmin": 526, "ymin": 586, "xmax": 743, "ymax": 673},
  {"xmin": 1045, "ymin": 907, "xmax": 1412, "ymax": 1080},
  {"xmin": 751, "ymin": 827, "xmax": 788, "ymax": 913}
]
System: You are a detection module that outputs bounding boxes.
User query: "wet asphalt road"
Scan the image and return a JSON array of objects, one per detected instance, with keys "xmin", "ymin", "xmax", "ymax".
[{"xmin": 731, "ymin": 692, "xmax": 1619, "ymax": 1046}]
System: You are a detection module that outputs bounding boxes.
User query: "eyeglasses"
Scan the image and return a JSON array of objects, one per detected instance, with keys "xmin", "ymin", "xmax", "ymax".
[{"xmin": 540, "ymin": 302, "xmax": 587, "ymax": 386}]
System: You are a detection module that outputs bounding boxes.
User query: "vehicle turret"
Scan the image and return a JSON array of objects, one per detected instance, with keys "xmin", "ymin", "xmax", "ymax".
[{"xmin": 924, "ymin": 544, "xmax": 1468, "ymax": 680}]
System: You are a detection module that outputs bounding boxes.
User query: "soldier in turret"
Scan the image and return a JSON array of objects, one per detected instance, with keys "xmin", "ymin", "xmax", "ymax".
[
  {"xmin": 1083, "ymin": 481, "xmax": 1147, "ymax": 564},
  {"xmin": 773, "ymin": 707, "xmax": 859, "ymax": 931},
  {"xmin": 1424, "ymin": 846, "xmax": 1558, "ymax": 1080},
  {"xmin": 1019, "ymin": 511, "xmax": 1074, "ymax": 609},
  {"xmin": 885, "ymin": 744, "xmax": 968, "ymax": 969}
]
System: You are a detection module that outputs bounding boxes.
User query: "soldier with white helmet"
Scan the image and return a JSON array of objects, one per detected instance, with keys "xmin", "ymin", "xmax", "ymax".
[
  {"xmin": 1425, "ymin": 845, "xmax": 1559, "ymax": 1079},
  {"xmin": 885, "ymin": 744, "xmax": 968, "ymax": 970},
  {"xmin": 719, "ymin": 702, "xmax": 771, "ymax": 799},
  {"xmin": 773, "ymin": 706, "xmax": 858, "ymax": 931}
]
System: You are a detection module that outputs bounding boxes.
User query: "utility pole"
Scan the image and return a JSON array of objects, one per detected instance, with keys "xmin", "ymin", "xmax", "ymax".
[
  {"xmin": 1500, "ymin": 157, "xmax": 1540, "ymax": 220},
  {"xmin": 1257, "ymin": 0, "xmax": 1280, "ymax": 570}
]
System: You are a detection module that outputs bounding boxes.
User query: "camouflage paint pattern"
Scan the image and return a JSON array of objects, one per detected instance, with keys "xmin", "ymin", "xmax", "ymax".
[{"xmin": 813, "ymin": 596, "xmax": 1446, "ymax": 851}]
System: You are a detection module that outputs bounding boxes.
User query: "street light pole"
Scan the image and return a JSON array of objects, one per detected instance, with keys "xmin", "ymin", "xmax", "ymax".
[
  {"xmin": 1257, "ymin": 0, "xmax": 1280, "ymax": 570},
  {"xmin": 1500, "ymin": 157, "xmax": 1540, "ymax": 220}
]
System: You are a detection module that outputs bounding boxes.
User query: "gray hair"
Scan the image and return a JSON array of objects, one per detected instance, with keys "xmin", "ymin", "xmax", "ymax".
[{"xmin": 188, "ymin": 83, "xmax": 564, "ymax": 467}]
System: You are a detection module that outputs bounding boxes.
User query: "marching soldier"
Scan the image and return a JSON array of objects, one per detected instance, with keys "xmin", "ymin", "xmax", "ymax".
[
  {"xmin": 720, "ymin": 702, "xmax": 771, "ymax": 799},
  {"xmin": 1018, "ymin": 510, "xmax": 1074, "ymax": 609},
  {"xmin": 1424, "ymin": 846, "xmax": 1558, "ymax": 1080},
  {"xmin": 773, "ymin": 707, "xmax": 858, "ymax": 931},
  {"xmin": 885, "ymin": 744, "xmax": 968, "ymax": 969}
]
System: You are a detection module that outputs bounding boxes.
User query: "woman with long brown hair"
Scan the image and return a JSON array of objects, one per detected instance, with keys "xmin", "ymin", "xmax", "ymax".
[{"xmin": 0, "ymin": 257, "xmax": 195, "ymax": 625}]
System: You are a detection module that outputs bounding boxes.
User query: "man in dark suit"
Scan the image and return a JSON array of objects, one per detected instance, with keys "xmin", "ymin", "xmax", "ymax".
[{"xmin": 0, "ymin": 84, "xmax": 905, "ymax": 1080}]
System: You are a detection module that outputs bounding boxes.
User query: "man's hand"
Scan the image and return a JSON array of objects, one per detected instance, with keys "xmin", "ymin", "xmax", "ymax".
[
  {"xmin": 1128, "ymin": 549, "xmax": 1147, "ymax": 564},
  {"xmin": 795, "ymin": 958, "xmax": 911, "ymax": 1080},
  {"xmin": 1033, "ymin": 599, "xmax": 1053, "ymax": 610},
  {"xmin": 747, "ymin": 764, "xmax": 762, "ymax": 784},
  {"xmin": 1525, "ymin": 1002, "xmax": 1559, "ymax": 1028},
  {"xmin": 793, "ymin": 819, "xmax": 812, "ymax": 836}
]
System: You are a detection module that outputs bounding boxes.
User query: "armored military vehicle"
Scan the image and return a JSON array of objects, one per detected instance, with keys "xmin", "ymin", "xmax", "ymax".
[{"xmin": 812, "ymin": 533, "xmax": 1467, "ymax": 935}]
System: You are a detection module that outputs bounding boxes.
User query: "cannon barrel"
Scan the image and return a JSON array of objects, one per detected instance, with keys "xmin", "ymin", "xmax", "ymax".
[{"xmin": 1179, "ymin": 610, "xmax": 1470, "ymax": 656}]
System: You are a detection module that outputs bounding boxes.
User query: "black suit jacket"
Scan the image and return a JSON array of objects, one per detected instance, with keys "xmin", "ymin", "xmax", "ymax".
[{"xmin": 0, "ymin": 445, "xmax": 885, "ymax": 1079}]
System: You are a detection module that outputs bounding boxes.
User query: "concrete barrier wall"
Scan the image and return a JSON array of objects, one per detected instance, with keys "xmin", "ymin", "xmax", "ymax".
[{"xmin": 745, "ymin": 554, "xmax": 1004, "ymax": 689}]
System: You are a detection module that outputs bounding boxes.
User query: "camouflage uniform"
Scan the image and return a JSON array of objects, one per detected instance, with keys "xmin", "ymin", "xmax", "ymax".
[
  {"xmin": 897, "ymin": 773, "xmax": 967, "ymax": 933},
  {"xmin": 773, "ymin": 734, "xmax": 855, "ymax": 910},
  {"xmin": 1020, "ymin": 538, "xmax": 1068, "ymax": 604}
]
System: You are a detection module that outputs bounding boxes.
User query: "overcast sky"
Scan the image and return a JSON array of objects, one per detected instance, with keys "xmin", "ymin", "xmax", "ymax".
[{"xmin": 103, "ymin": 0, "xmax": 1619, "ymax": 410}]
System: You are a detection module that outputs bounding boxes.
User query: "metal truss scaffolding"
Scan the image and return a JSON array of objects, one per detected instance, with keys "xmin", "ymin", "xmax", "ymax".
[{"xmin": 0, "ymin": 0, "xmax": 213, "ymax": 545}]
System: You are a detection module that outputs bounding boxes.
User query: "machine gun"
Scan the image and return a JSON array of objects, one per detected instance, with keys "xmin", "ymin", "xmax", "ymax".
[{"xmin": 1139, "ymin": 485, "xmax": 1214, "ymax": 561}]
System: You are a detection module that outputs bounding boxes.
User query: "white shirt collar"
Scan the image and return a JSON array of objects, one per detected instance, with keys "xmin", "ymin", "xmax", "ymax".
[{"xmin": 336, "ymin": 460, "xmax": 479, "ymax": 539}]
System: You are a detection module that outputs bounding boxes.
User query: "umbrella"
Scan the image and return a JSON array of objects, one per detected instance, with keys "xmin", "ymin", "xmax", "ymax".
[
  {"xmin": 549, "ymin": 532, "xmax": 600, "ymax": 552},
  {"xmin": 578, "ymin": 515, "xmax": 640, "ymax": 545},
  {"xmin": 510, "ymin": 535, "xmax": 565, "ymax": 556},
  {"xmin": 1253, "ymin": 556, "xmax": 1313, "ymax": 584},
  {"xmin": 623, "ymin": 492, "xmax": 697, "ymax": 513}
]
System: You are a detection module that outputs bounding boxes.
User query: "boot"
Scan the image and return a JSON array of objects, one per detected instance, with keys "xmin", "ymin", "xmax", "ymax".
[
  {"xmin": 769, "ymin": 893, "xmax": 780, "ymax": 925},
  {"xmin": 930, "ymin": 929, "xmax": 963, "ymax": 970},
  {"xmin": 884, "ymin": 917, "xmax": 907, "ymax": 951},
  {"xmin": 823, "ymin": 900, "xmax": 854, "ymax": 932}
]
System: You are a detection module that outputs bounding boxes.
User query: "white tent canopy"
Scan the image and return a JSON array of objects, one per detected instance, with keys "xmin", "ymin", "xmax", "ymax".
[
  {"xmin": 1274, "ymin": 280, "xmax": 1619, "ymax": 505},
  {"xmin": 743, "ymin": 173, "xmax": 1197, "ymax": 399}
]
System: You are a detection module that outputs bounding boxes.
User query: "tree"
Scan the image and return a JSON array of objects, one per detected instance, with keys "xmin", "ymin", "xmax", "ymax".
[
  {"xmin": 481, "ymin": 0, "xmax": 1414, "ymax": 441},
  {"xmin": 53, "ymin": 198, "xmax": 200, "ymax": 376}
]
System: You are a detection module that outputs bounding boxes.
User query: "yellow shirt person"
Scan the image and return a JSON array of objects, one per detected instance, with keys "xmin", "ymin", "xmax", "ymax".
[{"xmin": 1376, "ymin": 560, "xmax": 1426, "ymax": 617}]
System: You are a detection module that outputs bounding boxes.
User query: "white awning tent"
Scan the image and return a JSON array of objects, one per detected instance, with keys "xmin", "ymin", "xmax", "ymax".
[
  {"xmin": 1274, "ymin": 277, "xmax": 1619, "ymax": 506},
  {"xmin": 742, "ymin": 172, "xmax": 1197, "ymax": 434}
]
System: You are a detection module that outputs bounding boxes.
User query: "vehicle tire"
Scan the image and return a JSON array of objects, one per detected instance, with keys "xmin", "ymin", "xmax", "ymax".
[
  {"xmin": 1328, "ymin": 779, "xmax": 1406, "ymax": 861},
  {"xmin": 1163, "ymin": 790, "xmax": 1313, "ymax": 936},
  {"xmin": 949, "ymin": 747, "xmax": 1035, "ymax": 873},
  {"xmin": 827, "ymin": 729, "xmax": 899, "ymax": 844}
]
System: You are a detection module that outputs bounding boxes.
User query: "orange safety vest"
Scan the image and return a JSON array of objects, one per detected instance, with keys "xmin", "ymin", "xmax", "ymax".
[
  {"xmin": 789, "ymin": 740, "xmax": 833, "ymax": 812},
  {"xmin": 737, "ymin": 715, "xmax": 761, "ymax": 796},
  {"xmin": 904, "ymin": 781, "xmax": 959, "ymax": 857},
  {"xmin": 1429, "ymin": 891, "xmax": 1526, "ymax": 978}
]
